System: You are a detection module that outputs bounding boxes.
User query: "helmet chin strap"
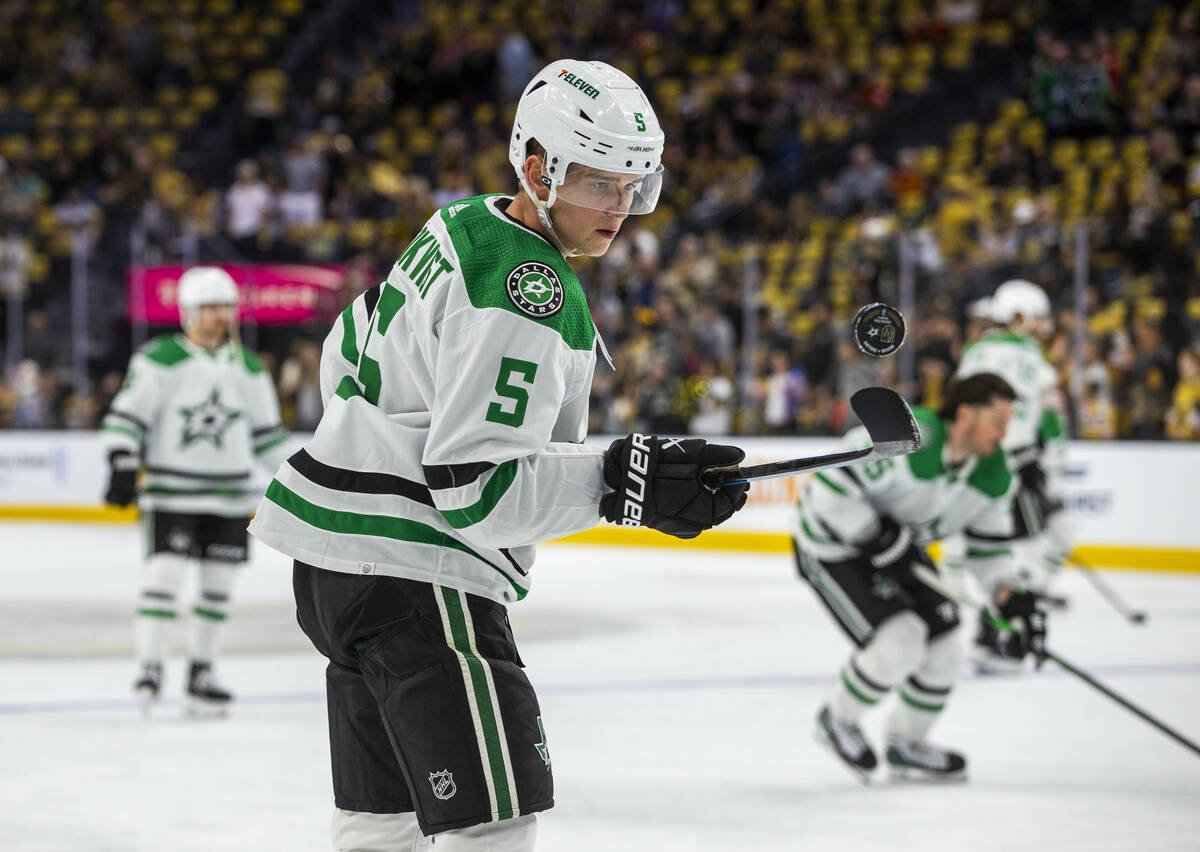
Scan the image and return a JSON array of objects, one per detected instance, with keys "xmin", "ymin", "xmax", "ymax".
[{"xmin": 520, "ymin": 175, "xmax": 583, "ymax": 258}]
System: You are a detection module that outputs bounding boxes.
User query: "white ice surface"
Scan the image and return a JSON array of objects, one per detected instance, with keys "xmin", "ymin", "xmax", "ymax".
[{"xmin": 1, "ymin": 522, "xmax": 1199, "ymax": 851}]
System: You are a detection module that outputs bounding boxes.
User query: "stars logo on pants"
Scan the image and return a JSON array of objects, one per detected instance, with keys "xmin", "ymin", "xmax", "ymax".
[{"xmin": 179, "ymin": 389, "xmax": 241, "ymax": 449}]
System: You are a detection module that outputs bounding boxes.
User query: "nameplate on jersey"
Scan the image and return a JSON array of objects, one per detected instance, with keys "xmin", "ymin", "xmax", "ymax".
[{"xmin": 506, "ymin": 262, "xmax": 564, "ymax": 318}]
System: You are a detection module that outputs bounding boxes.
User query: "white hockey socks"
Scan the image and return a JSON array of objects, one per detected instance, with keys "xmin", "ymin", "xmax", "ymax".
[
  {"xmin": 190, "ymin": 560, "xmax": 237, "ymax": 663},
  {"xmin": 432, "ymin": 814, "xmax": 537, "ymax": 851},
  {"xmin": 135, "ymin": 553, "xmax": 188, "ymax": 663},
  {"xmin": 886, "ymin": 626, "xmax": 964, "ymax": 742},
  {"xmin": 331, "ymin": 809, "xmax": 430, "ymax": 852},
  {"xmin": 329, "ymin": 811, "xmax": 536, "ymax": 852},
  {"xmin": 828, "ymin": 611, "xmax": 928, "ymax": 723}
]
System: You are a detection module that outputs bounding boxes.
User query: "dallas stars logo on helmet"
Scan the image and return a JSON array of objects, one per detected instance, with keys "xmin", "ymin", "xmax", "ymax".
[{"xmin": 506, "ymin": 261, "xmax": 565, "ymax": 318}]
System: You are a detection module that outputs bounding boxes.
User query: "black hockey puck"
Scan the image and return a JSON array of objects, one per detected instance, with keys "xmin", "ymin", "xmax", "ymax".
[{"xmin": 851, "ymin": 302, "xmax": 906, "ymax": 358}]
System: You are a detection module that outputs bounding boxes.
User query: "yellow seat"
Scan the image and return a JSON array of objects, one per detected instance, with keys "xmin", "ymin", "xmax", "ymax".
[
  {"xmin": 137, "ymin": 108, "xmax": 166, "ymax": 130},
  {"xmin": 172, "ymin": 108, "xmax": 199, "ymax": 130},
  {"xmin": 156, "ymin": 86, "xmax": 184, "ymax": 109},
  {"xmin": 1050, "ymin": 138, "xmax": 1080, "ymax": 171},
  {"xmin": 48, "ymin": 90, "xmax": 79, "ymax": 111},
  {"xmin": 35, "ymin": 135, "xmax": 62, "ymax": 161},
  {"xmin": 150, "ymin": 133, "xmax": 179, "ymax": 160},
  {"xmin": 1085, "ymin": 137, "xmax": 1115, "ymax": 168},
  {"xmin": 258, "ymin": 16, "xmax": 285, "ymax": 38},
  {"xmin": 70, "ymin": 107, "xmax": 99, "ymax": 132},
  {"xmin": 17, "ymin": 86, "xmax": 46, "ymax": 112},
  {"xmin": 106, "ymin": 107, "xmax": 131, "ymax": 131}
]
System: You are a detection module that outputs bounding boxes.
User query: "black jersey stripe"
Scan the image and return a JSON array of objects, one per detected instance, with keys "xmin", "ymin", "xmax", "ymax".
[
  {"xmin": 106, "ymin": 408, "xmax": 150, "ymax": 432},
  {"xmin": 288, "ymin": 449, "xmax": 436, "ymax": 508},
  {"xmin": 145, "ymin": 466, "xmax": 251, "ymax": 481},
  {"xmin": 965, "ymin": 527, "xmax": 1018, "ymax": 543},
  {"xmin": 363, "ymin": 281, "xmax": 383, "ymax": 319},
  {"xmin": 422, "ymin": 461, "xmax": 497, "ymax": 491},
  {"xmin": 498, "ymin": 547, "xmax": 528, "ymax": 577}
]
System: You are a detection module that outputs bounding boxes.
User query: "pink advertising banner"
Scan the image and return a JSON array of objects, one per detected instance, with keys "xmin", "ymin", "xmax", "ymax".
[{"xmin": 127, "ymin": 264, "xmax": 346, "ymax": 325}]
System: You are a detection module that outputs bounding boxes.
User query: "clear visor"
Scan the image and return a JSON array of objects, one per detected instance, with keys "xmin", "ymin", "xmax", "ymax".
[{"xmin": 552, "ymin": 163, "xmax": 664, "ymax": 215}]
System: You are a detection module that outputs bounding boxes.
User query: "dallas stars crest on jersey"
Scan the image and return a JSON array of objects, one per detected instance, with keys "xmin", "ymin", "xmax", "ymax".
[
  {"xmin": 100, "ymin": 334, "xmax": 290, "ymax": 516},
  {"xmin": 248, "ymin": 194, "xmax": 607, "ymax": 604}
]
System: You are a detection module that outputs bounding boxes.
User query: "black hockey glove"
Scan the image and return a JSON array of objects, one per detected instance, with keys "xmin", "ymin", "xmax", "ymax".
[
  {"xmin": 599, "ymin": 435, "xmax": 749, "ymax": 539},
  {"xmin": 104, "ymin": 450, "xmax": 139, "ymax": 507},
  {"xmin": 995, "ymin": 589, "xmax": 1048, "ymax": 664},
  {"xmin": 862, "ymin": 516, "xmax": 925, "ymax": 578}
]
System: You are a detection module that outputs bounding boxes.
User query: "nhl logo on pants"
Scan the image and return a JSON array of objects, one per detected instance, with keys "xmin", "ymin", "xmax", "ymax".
[{"xmin": 428, "ymin": 769, "xmax": 457, "ymax": 800}]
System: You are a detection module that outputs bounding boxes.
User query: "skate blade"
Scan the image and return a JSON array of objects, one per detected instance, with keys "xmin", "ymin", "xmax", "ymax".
[
  {"xmin": 812, "ymin": 729, "xmax": 874, "ymax": 785},
  {"xmin": 971, "ymin": 655, "xmax": 1025, "ymax": 677},
  {"xmin": 185, "ymin": 697, "xmax": 231, "ymax": 718},
  {"xmin": 888, "ymin": 764, "xmax": 968, "ymax": 784}
]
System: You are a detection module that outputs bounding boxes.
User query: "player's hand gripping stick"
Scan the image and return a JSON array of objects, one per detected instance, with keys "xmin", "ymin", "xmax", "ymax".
[{"xmin": 600, "ymin": 436, "xmax": 749, "ymax": 539}]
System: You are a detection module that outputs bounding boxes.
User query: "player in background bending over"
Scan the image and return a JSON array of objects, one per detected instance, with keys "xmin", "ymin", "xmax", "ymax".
[
  {"xmin": 793, "ymin": 374, "xmax": 1049, "ymax": 781},
  {"xmin": 954, "ymin": 279, "xmax": 1072, "ymax": 671},
  {"xmin": 100, "ymin": 266, "xmax": 290, "ymax": 715},
  {"xmin": 248, "ymin": 59, "xmax": 749, "ymax": 851}
]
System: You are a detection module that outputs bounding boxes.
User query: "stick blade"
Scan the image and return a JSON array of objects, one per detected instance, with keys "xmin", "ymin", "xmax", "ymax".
[{"xmin": 850, "ymin": 387, "xmax": 921, "ymax": 458}]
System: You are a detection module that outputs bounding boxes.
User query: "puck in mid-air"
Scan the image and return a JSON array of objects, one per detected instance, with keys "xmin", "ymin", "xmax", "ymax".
[{"xmin": 852, "ymin": 302, "xmax": 906, "ymax": 358}]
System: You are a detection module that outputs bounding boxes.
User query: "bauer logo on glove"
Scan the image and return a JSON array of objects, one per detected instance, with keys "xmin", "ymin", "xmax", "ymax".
[{"xmin": 601, "ymin": 434, "xmax": 750, "ymax": 539}]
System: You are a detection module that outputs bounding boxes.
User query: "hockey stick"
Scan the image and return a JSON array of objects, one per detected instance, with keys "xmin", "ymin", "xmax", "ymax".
[
  {"xmin": 701, "ymin": 387, "xmax": 921, "ymax": 488},
  {"xmin": 1069, "ymin": 557, "xmax": 1148, "ymax": 625},
  {"xmin": 910, "ymin": 564, "xmax": 1200, "ymax": 759}
]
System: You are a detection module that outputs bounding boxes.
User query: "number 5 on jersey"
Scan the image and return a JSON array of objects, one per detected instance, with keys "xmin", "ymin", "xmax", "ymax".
[{"xmin": 486, "ymin": 357, "xmax": 538, "ymax": 427}]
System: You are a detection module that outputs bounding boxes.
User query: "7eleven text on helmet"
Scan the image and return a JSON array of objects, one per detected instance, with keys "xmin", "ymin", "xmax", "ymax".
[{"xmin": 509, "ymin": 60, "xmax": 665, "ymax": 222}]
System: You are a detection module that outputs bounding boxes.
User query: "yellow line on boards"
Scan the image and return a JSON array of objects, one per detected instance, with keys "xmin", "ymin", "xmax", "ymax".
[
  {"xmin": 2, "ymin": 506, "xmax": 1197, "ymax": 573},
  {"xmin": 0, "ymin": 505, "xmax": 138, "ymax": 523}
]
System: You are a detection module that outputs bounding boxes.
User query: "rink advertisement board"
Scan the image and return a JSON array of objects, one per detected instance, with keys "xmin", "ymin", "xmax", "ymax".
[
  {"xmin": 0, "ymin": 432, "xmax": 1197, "ymax": 567},
  {"xmin": 127, "ymin": 264, "xmax": 347, "ymax": 325}
]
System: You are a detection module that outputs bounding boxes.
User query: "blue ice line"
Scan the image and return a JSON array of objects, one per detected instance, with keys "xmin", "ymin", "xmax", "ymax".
[{"xmin": 2, "ymin": 661, "xmax": 1199, "ymax": 716}]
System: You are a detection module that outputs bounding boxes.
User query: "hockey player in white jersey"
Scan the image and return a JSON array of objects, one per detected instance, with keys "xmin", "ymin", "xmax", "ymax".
[
  {"xmin": 793, "ymin": 374, "xmax": 1048, "ymax": 780},
  {"xmin": 100, "ymin": 266, "xmax": 290, "ymax": 714},
  {"xmin": 955, "ymin": 279, "xmax": 1072, "ymax": 669},
  {"xmin": 248, "ymin": 60, "xmax": 749, "ymax": 851}
]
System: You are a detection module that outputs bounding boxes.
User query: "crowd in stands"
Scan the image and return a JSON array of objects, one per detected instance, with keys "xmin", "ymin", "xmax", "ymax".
[{"xmin": 1, "ymin": 0, "xmax": 1198, "ymax": 440}]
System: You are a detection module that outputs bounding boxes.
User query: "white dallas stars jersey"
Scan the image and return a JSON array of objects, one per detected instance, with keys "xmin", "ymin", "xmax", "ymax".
[
  {"xmin": 248, "ymin": 194, "xmax": 606, "ymax": 604},
  {"xmin": 100, "ymin": 334, "xmax": 290, "ymax": 516},
  {"xmin": 793, "ymin": 407, "xmax": 1019, "ymax": 590},
  {"xmin": 956, "ymin": 331, "xmax": 1057, "ymax": 451},
  {"xmin": 956, "ymin": 330, "xmax": 1066, "ymax": 493}
]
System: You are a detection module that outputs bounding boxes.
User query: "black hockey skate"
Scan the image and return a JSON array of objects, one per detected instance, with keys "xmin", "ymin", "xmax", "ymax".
[
  {"xmin": 134, "ymin": 661, "xmax": 163, "ymax": 717},
  {"xmin": 186, "ymin": 660, "xmax": 232, "ymax": 717},
  {"xmin": 814, "ymin": 705, "xmax": 877, "ymax": 783},
  {"xmin": 886, "ymin": 734, "xmax": 967, "ymax": 781}
]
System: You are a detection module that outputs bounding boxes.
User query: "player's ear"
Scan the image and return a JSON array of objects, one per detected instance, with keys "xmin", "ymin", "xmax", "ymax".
[{"xmin": 523, "ymin": 155, "xmax": 550, "ymax": 201}]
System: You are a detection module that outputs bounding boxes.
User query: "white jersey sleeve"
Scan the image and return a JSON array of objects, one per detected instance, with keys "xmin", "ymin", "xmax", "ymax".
[{"xmin": 100, "ymin": 350, "xmax": 166, "ymax": 459}]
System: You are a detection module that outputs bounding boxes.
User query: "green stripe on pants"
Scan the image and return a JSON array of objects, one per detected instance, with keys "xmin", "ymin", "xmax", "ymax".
[{"xmin": 437, "ymin": 587, "xmax": 517, "ymax": 820}]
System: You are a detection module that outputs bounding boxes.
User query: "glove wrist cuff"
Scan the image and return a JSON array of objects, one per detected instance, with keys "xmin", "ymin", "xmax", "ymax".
[
  {"xmin": 609, "ymin": 433, "xmax": 659, "ymax": 528},
  {"xmin": 870, "ymin": 525, "xmax": 913, "ymax": 568}
]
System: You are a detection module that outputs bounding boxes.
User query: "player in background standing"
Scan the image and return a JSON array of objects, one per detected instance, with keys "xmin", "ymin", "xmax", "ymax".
[
  {"xmin": 248, "ymin": 60, "xmax": 749, "ymax": 851},
  {"xmin": 100, "ymin": 267, "xmax": 291, "ymax": 715},
  {"xmin": 793, "ymin": 374, "xmax": 1049, "ymax": 780},
  {"xmin": 953, "ymin": 279, "xmax": 1072, "ymax": 670}
]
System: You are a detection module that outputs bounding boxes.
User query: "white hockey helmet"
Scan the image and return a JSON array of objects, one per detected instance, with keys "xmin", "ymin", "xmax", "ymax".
[
  {"xmin": 990, "ymin": 279, "xmax": 1050, "ymax": 325},
  {"xmin": 178, "ymin": 266, "xmax": 238, "ymax": 327},
  {"xmin": 509, "ymin": 59, "xmax": 665, "ymax": 222}
]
